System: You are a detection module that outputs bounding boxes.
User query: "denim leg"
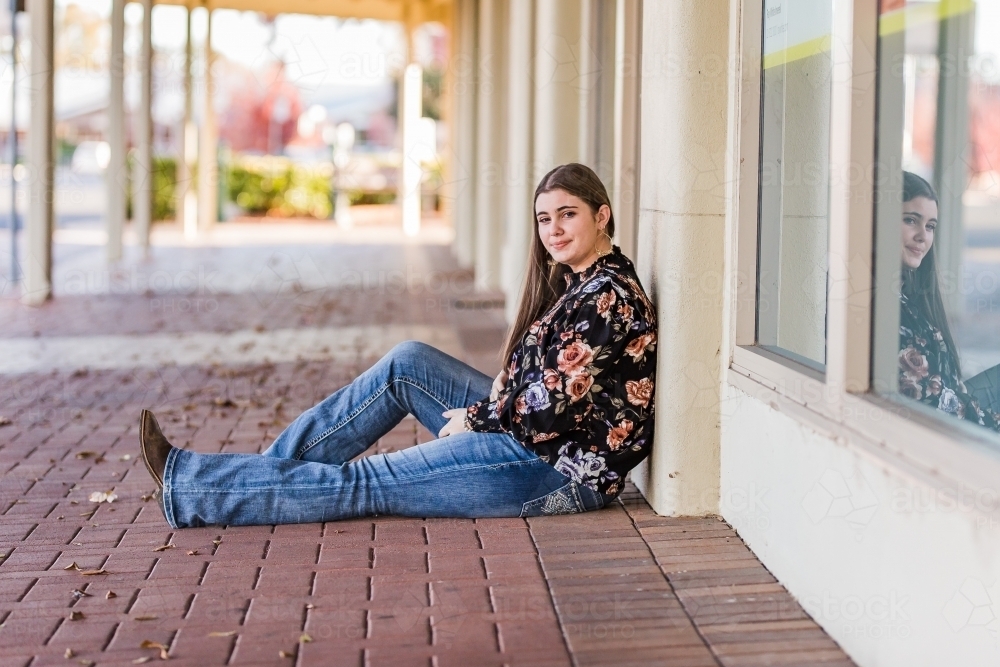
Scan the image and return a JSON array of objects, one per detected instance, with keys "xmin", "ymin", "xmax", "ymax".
[
  {"xmin": 163, "ymin": 431, "xmax": 603, "ymax": 528},
  {"xmin": 263, "ymin": 341, "xmax": 493, "ymax": 464}
]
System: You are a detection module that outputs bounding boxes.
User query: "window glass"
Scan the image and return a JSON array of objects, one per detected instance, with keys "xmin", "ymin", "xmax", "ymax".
[
  {"xmin": 756, "ymin": 0, "xmax": 834, "ymax": 373},
  {"xmin": 873, "ymin": 0, "xmax": 1000, "ymax": 436}
]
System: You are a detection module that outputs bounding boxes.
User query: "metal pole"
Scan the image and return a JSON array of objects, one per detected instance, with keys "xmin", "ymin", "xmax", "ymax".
[{"xmin": 9, "ymin": 0, "xmax": 17, "ymax": 284}]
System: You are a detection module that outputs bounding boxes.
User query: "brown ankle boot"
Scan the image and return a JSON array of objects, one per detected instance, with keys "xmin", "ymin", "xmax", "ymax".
[{"xmin": 139, "ymin": 410, "xmax": 173, "ymax": 488}]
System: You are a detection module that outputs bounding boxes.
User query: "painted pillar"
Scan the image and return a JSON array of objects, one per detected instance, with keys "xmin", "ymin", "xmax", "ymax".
[
  {"xmin": 134, "ymin": 0, "xmax": 153, "ymax": 251},
  {"xmin": 532, "ymin": 0, "xmax": 582, "ymax": 181},
  {"xmin": 933, "ymin": 8, "xmax": 975, "ymax": 318},
  {"xmin": 631, "ymin": 0, "xmax": 730, "ymax": 516},
  {"xmin": 106, "ymin": 0, "xmax": 125, "ymax": 261},
  {"xmin": 501, "ymin": 0, "xmax": 534, "ymax": 322},
  {"xmin": 400, "ymin": 61, "xmax": 423, "ymax": 236},
  {"xmin": 22, "ymin": 0, "xmax": 54, "ymax": 306},
  {"xmin": 473, "ymin": 0, "xmax": 505, "ymax": 291},
  {"xmin": 452, "ymin": 0, "xmax": 477, "ymax": 268},
  {"xmin": 612, "ymin": 0, "xmax": 641, "ymax": 259},
  {"xmin": 176, "ymin": 8, "xmax": 196, "ymax": 240},
  {"xmin": 197, "ymin": 8, "xmax": 217, "ymax": 233}
]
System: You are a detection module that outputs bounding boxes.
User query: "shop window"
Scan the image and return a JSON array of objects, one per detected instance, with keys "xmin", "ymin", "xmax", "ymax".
[
  {"xmin": 872, "ymin": 0, "xmax": 1000, "ymax": 437},
  {"xmin": 756, "ymin": 0, "xmax": 835, "ymax": 373}
]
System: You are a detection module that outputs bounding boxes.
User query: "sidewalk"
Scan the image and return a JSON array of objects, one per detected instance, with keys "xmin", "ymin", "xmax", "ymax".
[{"xmin": 0, "ymin": 232, "xmax": 855, "ymax": 666}]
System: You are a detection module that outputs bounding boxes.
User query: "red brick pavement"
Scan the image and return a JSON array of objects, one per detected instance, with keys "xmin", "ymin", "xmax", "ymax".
[
  {"xmin": 0, "ymin": 361, "xmax": 856, "ymax": 667},
  {"xmin": 0, "ymin": 243, "xmax": 856, "ymax": 666}
]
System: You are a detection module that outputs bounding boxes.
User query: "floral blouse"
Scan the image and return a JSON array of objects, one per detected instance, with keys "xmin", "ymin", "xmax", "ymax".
[
  {"xmin": 898, "ymin": 292, "xmax": 1000, "ymax": 432},
  {"xmin": 465, "ymin": 246, "xmax": 657, "ymax": 497}
]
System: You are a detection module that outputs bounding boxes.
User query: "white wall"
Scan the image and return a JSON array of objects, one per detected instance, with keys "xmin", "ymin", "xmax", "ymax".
[{"xmin": 720, "ymin": 384, "xmax": 1000, "ymax": 667}]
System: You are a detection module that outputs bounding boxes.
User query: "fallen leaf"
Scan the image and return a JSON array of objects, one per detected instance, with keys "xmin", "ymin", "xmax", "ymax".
[
  {"xmin": 132, "ymin": 658, "xmax": 151, "ymax": 665},
  {"xmin": 152, "ymin": 544, "xmax": 175, "ymax": 552},
  {"xmin": 64, "ymin": 648, "xmax": 74, "ymax": 658},
  {"xmin": 79, "ymin": 569, "xmax": 107, "ymax": 576},
  {"xmin": 299, "ymin": 633, "xmax": 312, "ymax": 643},
  {"xmin": 134, "ymin": 615, "xmax": 158, "ymax": 621},
  {"xmin": 139, "ymin": 640, "xmax": 169, "ymax": 660},
  {"xmin": 186, "ymin": 550, "xmax": 199, "ymax": 556},
  {"xmin": 69, "ymin": 611, "xmax": 84, "ymax": 621},
  {"xmin": 0, "ymin": 416, "xmax": 11, "ymax": 426},
  {"xmin": 141, "ymin": 494, "xmax": 152, "ymax": 502},
  {"xmin": 212, "ymin": 539, "xmax": 221, "ymax": 546},
  {"xmin": 70, "ymin": 500, "xmax": 79, "ymax": 505},
  {"xmin": 88, "ymin": 491, "xmax": 118, "ymax": 504},
  {"xmin": 75, "ymin": 451, "xmax": 98, "ymax": 459},
  {"xmin": 120, "ymin": 454, "xmax": 132, "ymax": 461},
  {"xmin": 207, "ymin": 631, "xmax": 236, "ymax": 637},
  {"xmin": 106, "ymin": 590, "xmax": 117, "ymax": 599},
  {"xmin": 64, "ymin": 562, "xmax": 81, "ymax": 571},
  {"xmin": 78, "ymin": 660, "xmax": 95, "ymax": 667},
  {"xmin": 305, "ymin": 603, "xmax": 315, "ymax": 610},
  {"xmin": 278, "ymin": 651, "xmax": 294, "ymax": 659},
  {"xmin": 71, "ymin": 589, "xmax": 91, "ymax": 600},
  {"xmin": 213, "ymin": 398, "xmax": 236, "ymax": 408}
]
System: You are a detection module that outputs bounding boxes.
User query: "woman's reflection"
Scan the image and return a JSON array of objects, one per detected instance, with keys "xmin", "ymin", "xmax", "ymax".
[{"xmin": 897, "ymin": 171, "xmax": 1000, "ymax": 431}]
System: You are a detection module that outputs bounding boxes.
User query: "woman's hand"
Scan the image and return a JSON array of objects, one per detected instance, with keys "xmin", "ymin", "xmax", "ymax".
[
  {"xmin": 438, "ymin": 408, "xmax": 470, "ymax": 438},
  {"xmin": 490, "ymin": 370, "xmax": 509, "ymax": 402}
]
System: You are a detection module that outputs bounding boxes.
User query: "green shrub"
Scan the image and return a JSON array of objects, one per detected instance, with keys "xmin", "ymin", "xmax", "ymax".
[
  {"xmin": 152, "ymin": 157, "xmax": 177, "ymax": 221},
  {"xmin": 348, "ymin": 191, "xmax": 396, "ymax": 206},
  {"xmin": 125, "ymin": 155, "xmax": 176, "ymax": 222},
  {"xmin": 227, "ymin": 156, "xmax": 333, "ymax": 219}
]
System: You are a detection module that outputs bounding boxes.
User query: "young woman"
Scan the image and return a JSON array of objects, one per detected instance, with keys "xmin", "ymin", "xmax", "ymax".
[
  {"xmin": 139, "ymin": 163, "xmax": 658, "ymax": 527},
  {"xmin": 897, "ymin": 171, "xmax": 999, "ymax": 431}
]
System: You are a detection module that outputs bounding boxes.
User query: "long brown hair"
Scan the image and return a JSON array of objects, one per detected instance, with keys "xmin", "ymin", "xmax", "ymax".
[
  {"xmin": 901, "ymin": 171, "xmax": 960, "ymax": 377},
  {"xmin": 500, "ymin": 163, "xmax": 616, "ymax": 365}
]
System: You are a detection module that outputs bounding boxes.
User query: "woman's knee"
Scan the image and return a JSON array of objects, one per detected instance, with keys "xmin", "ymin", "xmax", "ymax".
[{"xmin": 386, "ymin": 340, "xmax": 437, "ymax": 367}]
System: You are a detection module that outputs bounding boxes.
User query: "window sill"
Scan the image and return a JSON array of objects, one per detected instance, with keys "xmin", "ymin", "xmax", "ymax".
[{"xmin": 727, "ymin": 352, "xmax": 1000, "ymax": 512}]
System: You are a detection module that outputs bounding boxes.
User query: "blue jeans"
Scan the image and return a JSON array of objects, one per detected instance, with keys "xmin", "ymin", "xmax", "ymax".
[{"xmin": 161, "ymin": 341, "xmax": 605, "ymax": 528}]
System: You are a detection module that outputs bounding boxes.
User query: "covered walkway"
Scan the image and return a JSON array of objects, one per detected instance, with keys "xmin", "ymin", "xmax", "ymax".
[{"xmin": 0, "ymin": 236, "xmax": 854, "ymax": 666}]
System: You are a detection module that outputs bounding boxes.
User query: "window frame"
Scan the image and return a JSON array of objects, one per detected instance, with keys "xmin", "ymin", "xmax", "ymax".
[{"xmin": 730, "ymin": 0, "xmax": 1000, "ymax": 490}]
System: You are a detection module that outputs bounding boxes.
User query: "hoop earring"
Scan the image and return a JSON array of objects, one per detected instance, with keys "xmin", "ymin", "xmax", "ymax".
[{"xmin": 596, "ymin": 229, "xmax": 613, "ymax": 258}]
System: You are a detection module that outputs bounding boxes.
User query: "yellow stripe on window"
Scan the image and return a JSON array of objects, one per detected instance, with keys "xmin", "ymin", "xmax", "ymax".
[
  {"xmin": 763, "ymin": 34, "xmax": 832, "ymax": 70},
  {"xmin": 879, "ymin": 0, "xmax": 976, "ymax": 37}
]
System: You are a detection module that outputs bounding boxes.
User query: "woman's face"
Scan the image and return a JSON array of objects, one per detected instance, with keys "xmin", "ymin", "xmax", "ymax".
[
  {"xmin": 535, "ymin": 189, "xmax": 610, "ymax": 273},
  {"xmin": 901, "ymin": 196, "xmax": 938, "ymax": 270}
]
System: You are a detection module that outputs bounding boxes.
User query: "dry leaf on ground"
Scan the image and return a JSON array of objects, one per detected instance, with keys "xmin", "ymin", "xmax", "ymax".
[
  {"xmin": 89, "ymin": 491, "xmax": 118, "ymax": 504},
  {"xmin": 139, "ymin": 640, "xmax": 169, "ymax": 660},
  {"xmin": 207, "ymin": 631, "xmax": 236, "ymax": 637}
]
